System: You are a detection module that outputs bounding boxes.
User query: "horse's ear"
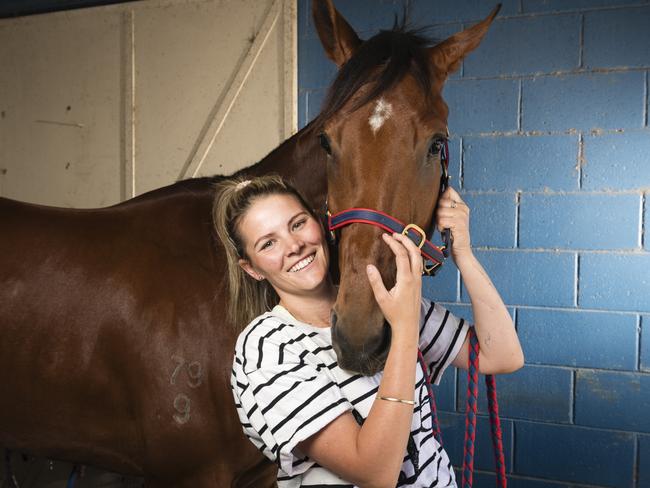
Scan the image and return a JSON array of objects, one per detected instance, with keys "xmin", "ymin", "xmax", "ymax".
[
  {"xmin": 312, "ymin": 0, "xmax": 361, "ymax": 67},
  {"xmin": 429, "ymin": 4, "xmax": 501, "ymax": 75}
]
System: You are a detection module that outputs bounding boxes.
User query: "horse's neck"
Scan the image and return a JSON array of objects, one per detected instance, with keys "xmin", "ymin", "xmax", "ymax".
[{"xmin": 238, "ymin": 123, "xmax": 327, "ymax": 210}]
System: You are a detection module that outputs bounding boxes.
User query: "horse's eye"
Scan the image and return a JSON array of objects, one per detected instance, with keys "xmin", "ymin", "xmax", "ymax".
[
  {"xmin": 319, "ymin": 133, "xmax": 332, "ymax": 156},
  {"xmin": 428, "ymin": 139, "xmax": 443, "ymax": 156}
]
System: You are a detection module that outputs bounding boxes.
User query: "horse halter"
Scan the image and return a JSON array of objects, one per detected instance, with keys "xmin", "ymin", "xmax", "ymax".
[{"xmin": 326, "ymin": 139, "xmax": 452, "ymax": 276}]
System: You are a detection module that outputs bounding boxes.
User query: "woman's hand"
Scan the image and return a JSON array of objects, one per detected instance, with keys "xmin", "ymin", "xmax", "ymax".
[
  {"xmin": 365, "ymin": 233, "xmax": 422, "ymax": 337},
  {"xmin": 437, "ymin": 187, "xmax": 472, "ymax": 261}
]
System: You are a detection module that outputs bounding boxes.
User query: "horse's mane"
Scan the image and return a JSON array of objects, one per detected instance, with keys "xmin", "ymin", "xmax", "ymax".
[{"xmin": 314, "ymin": 19, "xmax": 439, "ymax": 127}]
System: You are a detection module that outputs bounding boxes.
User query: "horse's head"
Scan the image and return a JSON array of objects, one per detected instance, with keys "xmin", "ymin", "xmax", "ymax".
[{"xmin": 312, "ymin": 0, "xmax": 499, "ymax": 374}]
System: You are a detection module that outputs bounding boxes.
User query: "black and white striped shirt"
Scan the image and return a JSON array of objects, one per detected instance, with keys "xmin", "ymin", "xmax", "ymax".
[{"xmin": 231, "ymin": 298, "xmax": 469, "ymax": 487}]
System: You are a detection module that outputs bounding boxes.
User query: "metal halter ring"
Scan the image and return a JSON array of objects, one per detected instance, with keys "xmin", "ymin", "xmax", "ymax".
[{"xmin": 401, "ymin": 223, "xmax": 427, "ymax": 249}]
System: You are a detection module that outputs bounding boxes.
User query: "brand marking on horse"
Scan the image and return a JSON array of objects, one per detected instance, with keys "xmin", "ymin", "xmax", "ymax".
[
  {"xmin": 173, "ymin": 394, "xmax": 191, "ymax": 425},
  {"xmin": 368, "ymin": 98, "xmax": 393, "ymax": 134},
  {"xmin": 170, "ymin": 354, "xmax": 203, "ymax": 388}
]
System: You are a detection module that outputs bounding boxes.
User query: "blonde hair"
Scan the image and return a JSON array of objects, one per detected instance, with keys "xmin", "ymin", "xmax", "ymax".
[{"xmin": 212, "ymin": 175, "xmax": 317, "ymax": 328}]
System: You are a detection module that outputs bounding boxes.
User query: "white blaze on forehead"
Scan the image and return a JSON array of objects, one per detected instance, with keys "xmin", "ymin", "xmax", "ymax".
[{"xmin": 368, "ymin": 98, "xmax": 393, "ymax": 134}]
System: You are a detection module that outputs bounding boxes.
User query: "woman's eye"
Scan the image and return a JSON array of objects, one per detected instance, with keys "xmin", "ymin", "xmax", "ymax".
[
  {"xmin": 292, "ymin": 219, "xmax": 306, "ymax": 230},
  {"xmin": 318, "ymin": 133, "xmax": 332, "ymax": 156},
  {"xmin": 260, "ymin": 240, "xmax": 273, "ymax": 250}
]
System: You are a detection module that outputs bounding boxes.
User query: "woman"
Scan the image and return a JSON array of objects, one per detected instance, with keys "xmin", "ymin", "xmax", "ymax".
[{"xmin": 213, "ymin": 175, "xmax": 523, "ymax": 488}]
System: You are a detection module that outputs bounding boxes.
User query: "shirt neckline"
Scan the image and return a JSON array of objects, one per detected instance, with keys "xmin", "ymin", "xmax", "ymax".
[{"xmin": 272, "ymin": 304, "xmax": 332, "ymax": 333}]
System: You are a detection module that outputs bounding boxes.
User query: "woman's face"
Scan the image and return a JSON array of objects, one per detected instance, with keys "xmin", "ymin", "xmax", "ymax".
[{"xmin": 237, "ymin": 193, "xmax": 330, "ymax": 299}]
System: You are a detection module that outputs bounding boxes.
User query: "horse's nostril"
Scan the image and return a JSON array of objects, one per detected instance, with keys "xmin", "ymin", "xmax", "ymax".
[{"xmin": 330, "ymin": 311, "xmax": 338, "ymax": 328}]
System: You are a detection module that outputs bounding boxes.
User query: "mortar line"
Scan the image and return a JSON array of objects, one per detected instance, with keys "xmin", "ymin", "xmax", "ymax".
[
  {"xmin": 517, "ymin": 79, "xmax": 523, "ymax": 132},
  {"xmin": 578, "ymin": 132, "xmax": 584, "ymax": 190},
  {"xmin": 637, "ymin": 315, "xmax": 643, "ymax": 372},
  {"xmin": 459, "ymin": 136, "xmax": 465, "ymax": 190},
  {"xmin": 470, "ymin": 469, "xmax": 606, "ymax": 488},
  {"xmin": 643, "ymin": 71, "xmax": 650, "ymax": 127},
  {"xmin": 390, "ymin": 3, "xmax": 650, "ymax": 27},
  {"xmin": 634, "ymin": 434, "xmax": 640, "ymax": 488},
  {"xmin": 448, "ymin": 65, "xmax": 649, "ymax": 82},
  {"xmin": 570, "ymin": 369, "xmax": 576, "ymax": 424},
  {"xmin": 454, "ymin": 126, "xmax": 650, "ymax": 138},
  {"xmin": 437, "ymin": 301, "xmax": 650, "ymax": 317},
  {"xmin": 578, "ymin": 14, "xmax": 585, "ymax": 69},
  {"xmin": 514, "ymin": 191, "xmax": 521, "ymax": 248},
  {"xmin": 510, "ymin": 418, "xmax": 516, "ymax": 472},
  {"xmin": 639, "ymin": 192, "xmax": 645, "ymax": 249},
  {"xmin": 574, "ymin": 253, "xmax": 580, "ymax": 308}
]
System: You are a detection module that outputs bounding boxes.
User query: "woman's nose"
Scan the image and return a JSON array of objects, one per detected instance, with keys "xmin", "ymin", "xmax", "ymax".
[{"xmin": 287, "ymin": 236, "xmax": 304, "ymax": 254}]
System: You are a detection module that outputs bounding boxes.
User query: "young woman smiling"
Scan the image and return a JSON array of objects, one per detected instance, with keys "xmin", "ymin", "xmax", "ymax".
[{"xmin": 213, "ymin": 175, "xmax": 523, "ymax": 488}]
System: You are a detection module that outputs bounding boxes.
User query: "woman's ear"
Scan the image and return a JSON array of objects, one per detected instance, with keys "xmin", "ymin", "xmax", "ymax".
[{"xmin": 239, "ymin": 258, "xmax": 264, "ymax": 281}]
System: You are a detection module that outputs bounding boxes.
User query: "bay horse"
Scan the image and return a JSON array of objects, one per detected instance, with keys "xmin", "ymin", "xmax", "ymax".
[{"xmin": 0, "ymin": 1, "xmax": 499, "ymax": 486}]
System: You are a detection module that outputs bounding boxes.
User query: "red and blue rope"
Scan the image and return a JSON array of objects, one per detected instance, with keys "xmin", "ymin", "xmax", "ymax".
[{"xmin": 419, "ymin": 326, "xmax": 506, "ymax": 488}]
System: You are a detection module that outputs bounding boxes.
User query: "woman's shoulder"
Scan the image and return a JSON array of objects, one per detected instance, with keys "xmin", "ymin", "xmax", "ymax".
[
  {"xmin": 233, "ymin": 308, "xmax": 317, "ymax": 372},
  {"xmin": 235, "ymin": 311, "xmax": 284, "ymax": 348}
]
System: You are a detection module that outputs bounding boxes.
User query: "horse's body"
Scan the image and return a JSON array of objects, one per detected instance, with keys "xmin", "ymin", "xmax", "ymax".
[
  {"xmin": 0, "ymin": 135, "xmax": 324, "ymax": 487},
  {"xmin": 0, "ymin": 1, "xmax": 498, "ymax": 486}
]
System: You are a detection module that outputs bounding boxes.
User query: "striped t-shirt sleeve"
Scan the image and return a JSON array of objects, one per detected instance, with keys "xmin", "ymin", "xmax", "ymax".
[
  {"xmin": 418, "ymin": 298, "xmax": 469, "ymax": 385},
  {"xmin": 232, "ymin": 319, "xmax": 352, "ymax": 476}
]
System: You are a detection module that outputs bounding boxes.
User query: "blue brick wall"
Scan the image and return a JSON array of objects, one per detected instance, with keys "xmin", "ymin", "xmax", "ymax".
[{"xmin": 298, "ymin": 1, "xmax": 650, "ymax": 486}]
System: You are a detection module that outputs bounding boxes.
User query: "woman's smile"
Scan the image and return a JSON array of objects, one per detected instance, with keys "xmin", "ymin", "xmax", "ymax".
[{"xmin": 288, "ymin": 252, "xmax": 316, "ymax": 272}]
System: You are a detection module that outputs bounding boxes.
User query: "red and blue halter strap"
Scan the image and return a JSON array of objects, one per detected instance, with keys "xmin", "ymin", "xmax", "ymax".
[{"xmin": 328, "ymin": 208, "xmax": 447, "ymax": 272}]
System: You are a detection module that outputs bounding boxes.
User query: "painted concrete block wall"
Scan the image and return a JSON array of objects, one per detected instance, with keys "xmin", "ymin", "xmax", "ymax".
[{"xmin": 298, "ymin": 1, "xmax": 650, "ymax": 487}]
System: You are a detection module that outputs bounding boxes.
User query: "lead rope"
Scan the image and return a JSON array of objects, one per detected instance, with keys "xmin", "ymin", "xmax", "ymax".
[{"xmin": 418, "ymin": 327, "xmax": 506, "ymax": 488}]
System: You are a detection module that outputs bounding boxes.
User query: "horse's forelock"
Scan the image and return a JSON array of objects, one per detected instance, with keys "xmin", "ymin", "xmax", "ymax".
[{"xmin": 314, "ymin": 25, "xmax": 440, "ymax": 129}]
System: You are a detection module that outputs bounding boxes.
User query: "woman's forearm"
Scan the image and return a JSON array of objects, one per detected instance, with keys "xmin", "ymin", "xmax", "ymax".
[
  {"xmin": 455, "ymin": 251, "xmax": 524, "ymax": 373},
  {"xmin": 354, "ymin": 328, "xmax": 418, "ymax": 488}
]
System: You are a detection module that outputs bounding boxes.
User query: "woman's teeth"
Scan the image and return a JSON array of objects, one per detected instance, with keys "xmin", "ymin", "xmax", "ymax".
[{"xmin": 289, "ymin": 254, "xmax": 315, "ymax": 272}]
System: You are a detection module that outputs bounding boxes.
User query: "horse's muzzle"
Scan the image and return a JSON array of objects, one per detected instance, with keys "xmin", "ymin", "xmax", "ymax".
[{"xmin": 331, "ymin": 317, "xmax": 392, "ymax": 376}]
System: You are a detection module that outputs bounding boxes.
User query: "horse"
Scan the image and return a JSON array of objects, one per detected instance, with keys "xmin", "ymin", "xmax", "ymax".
[{"xmin": 0, "ymin": 1, "xmax": 499, "ymax": 486}]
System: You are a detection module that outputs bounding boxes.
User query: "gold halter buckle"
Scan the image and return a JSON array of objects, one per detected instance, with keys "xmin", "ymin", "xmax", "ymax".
[{"xmin": 402, "ymin": 223, "xmax": 427, "ymax": 249}]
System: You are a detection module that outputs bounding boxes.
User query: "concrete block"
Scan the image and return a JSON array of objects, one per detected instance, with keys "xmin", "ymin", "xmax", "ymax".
[
  {"xmin": 463, "ymin": 251, "xmax": 576, "ymax": 307},
  {"xmin": 517, "ymin": 308, "xmax": 638, "ymax": 370},
  {"xmin": 458, "ymin": 365, "xmax": 572, "ymax": 423},
  {"xmin": 505, "ymin": 476, "xmax": 589, "ymax": 488},
  {"xmin": 409, "ymin": 0, "xmax": 519, "ymax": 24},
  {"xmin": 519, "ymin": 193, "xmax": 641, "ymax": 250},
  {"xmin": 298, "ymin": 35, "xmax": 336, "ymax": 90},
  {"xmin": 304, "ymin": 0, "xmax": 403, "ymax": 38},
  {"xmin": 584, "ymin": 6, "xmax": 650, "ymax": 69},
  {"xmin": 523, "ymin": 0, "xmax": 650, "ymax": 13},
  {"xmin": 514, "ymin": 421, "xmax": 635, "ymax": 485},
  {"xmin": 422, "ymin": 263, "xmax": 458, "ymax": 303},
  {"xmin": 582, "ymin": 131, "xmax": 650, "ymax": 190},
  {"xmin": 463, "ymin": 192, "xmax": 517, "ymax": 248},
  {"xmin": 432, "ymin": 365, "xmax": 456, "ymax": 412},
  {"xmin": 641, "ymin": 435, "xmax": 650, "ymax": 488},
  {"xmin": 299, "ymin": 89, "xmax": 327, "ymax": 128},
  {"xmin": 443, "ymin": 79, "xmax": 519, "ymax": 135},
  {"xmin": 579, "ymin": 254, "xmax": 650, "ymax": 312},
  {"xmin": 575, "ymin": 370, "xmax": 650, "ymax": 433},
  {"xmin": 305, "ymin": 88, "xmax": 326, "ymax": 125},
  {"xmin": 441, "ymin": 303, "xmax": 474, "ymax": 324},
  {"xmin": 464, "ymin": 15, "xmax": 580, "ymax": 77},
  {"xmin": 438, "ymin": 412, "xmax": 514, "ymax": 473},
  {"xmin": 522, "ymin": 72, "xmax": 646, "ymax": 131},
  {"xmin": 463, "ymin": 135, "xmax": 579, "ymax": 192}
]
